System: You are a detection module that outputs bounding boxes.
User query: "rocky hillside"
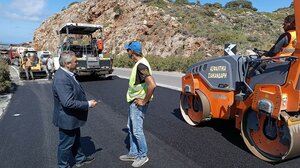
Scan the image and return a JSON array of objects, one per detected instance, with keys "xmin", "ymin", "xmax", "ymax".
[{"xmin": 33, "ymin": 0, "xmax": 293, "ymax": 57}]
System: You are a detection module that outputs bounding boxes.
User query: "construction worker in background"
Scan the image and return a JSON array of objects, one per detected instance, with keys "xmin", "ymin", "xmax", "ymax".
[
  {"xmin": 91, "ymin": 37, "xmax": 98, "ymax": 57},
  {"xmin": 97, "ymin": 38, "xmax": 103, "ymax": 57},
  {"xmin": 119, "ymin": 41, "xmax": 156, "ymax": 168},
  {"xmin": 265, "ymin": 14, "xmax": 296, "ymax": 57},
  {"xmin": 46, "ymin": 55, "xmax": 55, "ymax": 80},
  {"xmin": 41, "ymin": 54, "xmax": 48, "ymax": 78},
  {"xmin": 23, "ymin": 53, "xmax": 34, "ymax": 80}
]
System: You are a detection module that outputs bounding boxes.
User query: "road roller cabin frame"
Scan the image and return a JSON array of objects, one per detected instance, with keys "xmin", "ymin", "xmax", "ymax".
[{"xmin": 180, "ymin": 0, "xmax": 300, "ymax": 162}]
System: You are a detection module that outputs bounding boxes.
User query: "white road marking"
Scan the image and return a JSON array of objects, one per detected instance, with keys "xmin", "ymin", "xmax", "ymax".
[
  {"xmin": 116, "ymin": 75, "xmax": 181, "ymax": 91},
  {"xmin": 13, "ymin": 114, "xmax": 21, "ymax": 117}
]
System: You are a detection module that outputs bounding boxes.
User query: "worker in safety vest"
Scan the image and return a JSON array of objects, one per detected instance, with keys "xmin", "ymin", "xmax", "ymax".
[
  {"xmin": 97, "ymin": 38, "xmax": 103, "ymax": 53},
  {"xmin": 22, "ymin": 53, "xmax": 35, "ymax": 80},
  {"xmin": 249, "ymin": 14, "xmax": 296, "ymax": 77},
  {"xmin": 119, "ymin": 41, "xmax": 156, "ymax": 167},
  {"xmin": 265, "ymin": 14, "xmax": 296, "ymax": 57}
]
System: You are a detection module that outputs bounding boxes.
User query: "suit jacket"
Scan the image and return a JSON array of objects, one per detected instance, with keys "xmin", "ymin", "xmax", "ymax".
[{"xmin": 52, "ymin": 68, "xmax": 89, "ymax": 130}]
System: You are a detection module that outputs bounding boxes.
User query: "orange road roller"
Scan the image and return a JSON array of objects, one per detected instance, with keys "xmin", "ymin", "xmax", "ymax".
[
  {"xmin": 180, "ymin": 53, "xmax": 300, "ymax": 162},
  {"xmin": 180, "ymin": 1, "xmax": 300, "ymax": 162}
]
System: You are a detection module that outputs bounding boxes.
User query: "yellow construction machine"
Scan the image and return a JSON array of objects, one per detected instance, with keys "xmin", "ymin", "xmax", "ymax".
[{"xmin": 19, "ymin": 49, "xmax": 47, "ymax": 79}]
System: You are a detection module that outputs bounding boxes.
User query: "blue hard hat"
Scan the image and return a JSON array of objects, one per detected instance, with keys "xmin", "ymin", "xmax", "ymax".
[{"xmin": 124, "ymin": 41, "xmax": 142, "ymax": 55}]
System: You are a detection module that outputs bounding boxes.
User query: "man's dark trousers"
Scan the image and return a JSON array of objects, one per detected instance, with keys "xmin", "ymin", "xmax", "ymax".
[{"xmin": 58, "ymin": 128, "xmax": 86, "ymax": 168}]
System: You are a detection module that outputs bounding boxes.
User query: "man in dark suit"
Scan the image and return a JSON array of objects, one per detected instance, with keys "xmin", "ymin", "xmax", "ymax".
[{"xmin": 52, "ymin": 51, "xmax": 97, "ymax": 168}]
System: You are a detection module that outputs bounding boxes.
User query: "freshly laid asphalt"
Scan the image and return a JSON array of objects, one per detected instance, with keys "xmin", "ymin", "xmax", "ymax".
[{"xmin": 0, "ymin": 71, "xmax": 300, "ymax": 167}]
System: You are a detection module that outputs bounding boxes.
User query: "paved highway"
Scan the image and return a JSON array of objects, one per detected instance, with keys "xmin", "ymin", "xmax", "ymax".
[
  {"xmin": 113, "ymin": 67, "xmax": 184, "ymax": 91},
  {"xmin": 0, "ymin": 68, "xmax": 299, "ymax": 167}
]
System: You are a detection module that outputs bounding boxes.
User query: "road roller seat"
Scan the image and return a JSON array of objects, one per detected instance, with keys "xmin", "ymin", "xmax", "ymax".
[{"xmin": 248, "ymin": 61, "xmax": 291, "ymax": 90}]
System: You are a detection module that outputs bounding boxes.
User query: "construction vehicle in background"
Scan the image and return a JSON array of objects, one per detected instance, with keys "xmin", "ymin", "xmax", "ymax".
[
  {"xmin": 0, "ymin": 44, "xmax": 10, "ymax": 64},
  {"xmin": 180, "ymin": 1, "xmax": 300, "ymax": 162},
  {"xmin": 8, "ymin": 46, "xmax": 18, "ymax": 64},
  {"xmin": 55, "ymin": 23, "xmax": 113, "ymax": 77},
  {"xmin": 13, "ymin": 46, "xmax": 26, "ymax": 66},
  {"xmin": 37, "ymin": 50, "xmax": 51, "ymax": 68},
  {"xmin": 19, "ymin": 48, "xmax": 47, "ymax": 79},
  {"xmin": 37, "ymin": 50, "xmax": 51, "ymax": 63}
]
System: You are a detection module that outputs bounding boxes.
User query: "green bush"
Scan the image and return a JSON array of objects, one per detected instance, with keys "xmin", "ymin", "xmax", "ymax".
[
  {"xmin": 142, "ymin": 0, "xmax": 169, "ymax": 8},
  {"xmin": 225, "ymin": 0, "xmax": 257, "ymax": 11},
  {"xmin": 113, "ymin": 52, "xmax": 206, "ymax": 73},
  {"xmin": 68, "ymin": 1, "xmax": 79, "ymax": 8},
  {"xmin": 113, "ymin": 4, "xmax": 123, "ymax": 17},
  {"xmin": 0, "ymin": 62, "xmax": 11, "ymax": 94},
  {"xmin": 203, "ymin": 3, "xmax": 223, "ymax": 8},
  {"xmin": 0, "ymin": 56, "xmax": 11, "ymax": 65},
  {"xmin": 209, "ymin": 30, "xmax": 247, "ymax": 46},
  {"xmin": 174, "ymin": 0, "xmax": 189, "ymax": 5},
  {"xmin": 113, "ymin": 55, "xmax": 134, "ymax": 68}
]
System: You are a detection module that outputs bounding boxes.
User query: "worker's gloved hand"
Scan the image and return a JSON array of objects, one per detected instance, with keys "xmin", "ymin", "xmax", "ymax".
[
  {"xmin": 253, "ymin": 48, "xmax": 268, "ymax": 58},
  {"xmin": 261, "ymin": 51, "xmax": 269, "ymax": 57}
]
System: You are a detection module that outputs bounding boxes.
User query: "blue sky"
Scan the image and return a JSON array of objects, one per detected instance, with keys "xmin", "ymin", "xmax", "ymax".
[{"xmin": 0, "ymin": 0, "xmax": 293, "ymax": 44}]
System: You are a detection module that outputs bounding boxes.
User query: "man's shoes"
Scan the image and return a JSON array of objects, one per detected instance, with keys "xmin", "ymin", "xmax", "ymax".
[
  {"xmin": 75, "ymin": 157, "xmax": 95, "ymax": 167},
  {"xmin": 119, "ymin": 154, "xmax": 136, "ymax": 162},
  {"xmin": 132, "ymin": 156, "xmax": 149, "ymax": 167}
]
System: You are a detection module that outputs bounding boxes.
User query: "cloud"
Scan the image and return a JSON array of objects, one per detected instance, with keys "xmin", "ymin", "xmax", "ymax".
[{"xmin": 0, "ymin": 0, "xmax": 46, "ymax": 21}]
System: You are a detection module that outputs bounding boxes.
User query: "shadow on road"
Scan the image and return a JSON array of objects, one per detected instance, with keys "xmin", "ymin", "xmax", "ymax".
[
  {"xmin": 172, "ymin": 108, "xmax": 251, "ymax": 155},
  {"xmin": 172, "ymin": 108, "xmax": 185, "ymax": 123},
  {"xmin": 81, "ymin": 136, "xmax": 102, "ymax": 156},
  {"xmin": 203, "ymin": 119, "xmax": 249, "ymax": 152},
  {"xmin": 10, "ymin": 82, "xmax": 18, "ymax": 93},
  {"xmin": 69, "ymin": 136, "xmax": 102, "ymax": 167},
  {"xmin": 122, "ymin": 128, "xmax": 130, "ymax": 151}
]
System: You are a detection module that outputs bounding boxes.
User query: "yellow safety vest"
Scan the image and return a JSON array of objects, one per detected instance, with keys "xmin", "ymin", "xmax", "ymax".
[
  {"xmin": 127, "ymin": 57, "xmax": 153, "ymax": 103},
  {"xmin": 275, "ymin": 30, "xmax": 297, "ymax": 57}
]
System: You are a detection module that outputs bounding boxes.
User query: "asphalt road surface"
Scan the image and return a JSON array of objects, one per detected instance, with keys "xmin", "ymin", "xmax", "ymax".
[{"xmin": 0, "ymin": 75, "xmax": 300, "ymax": 168}]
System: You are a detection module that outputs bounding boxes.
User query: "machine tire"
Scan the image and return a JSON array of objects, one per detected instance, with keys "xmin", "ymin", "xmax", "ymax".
[{"xmin": 179, "ymin": 90, "xmax": 210, "ymax": 126}]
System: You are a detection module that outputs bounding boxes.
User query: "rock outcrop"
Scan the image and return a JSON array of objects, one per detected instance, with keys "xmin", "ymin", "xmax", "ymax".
[{"xmin": 33, "ymin": 0, "xmax": 223, "ymax": 57}]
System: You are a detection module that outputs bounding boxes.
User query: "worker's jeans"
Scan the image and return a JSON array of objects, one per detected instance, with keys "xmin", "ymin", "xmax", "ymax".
[
  {"xmin": 25, "ymin": 68, "xmax": 34, "ymax": 80},
  {"xmin": 57, "ymin": 128, "xmax": 86, "ymax": 168},
  {"xmin": 127, "ymin": 103, "xmax": 148, "ymax": 158}
]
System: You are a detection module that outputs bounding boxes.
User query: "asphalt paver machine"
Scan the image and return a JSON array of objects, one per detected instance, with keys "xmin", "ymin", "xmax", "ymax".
[
  {"xmin": 180, "ymin": 1, "xmax": 300, "ymax": 162},
  {"xmin": 56, "ymin": 23, "xmax": 113, "ymax": 77}
]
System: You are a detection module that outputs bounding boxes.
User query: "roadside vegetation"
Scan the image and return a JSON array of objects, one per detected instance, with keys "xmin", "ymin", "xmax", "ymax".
[
  {"xmin": 61, "ymin": 1, "xmax": 79, "ymax": 11},
  {"xmin": 0, "ymin": 57, "xmax": 11, "ymax": 94},
  {"xmin": 142, "ymin": 0, "xmax": 293, "ymax": 52},
  {"xmin": 113, "ymin": 0, "xmax": 293, "ymax": 72},
  {"xmin": 114, "ymin": 52, "xmax": 206, "ymax": 72}
]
